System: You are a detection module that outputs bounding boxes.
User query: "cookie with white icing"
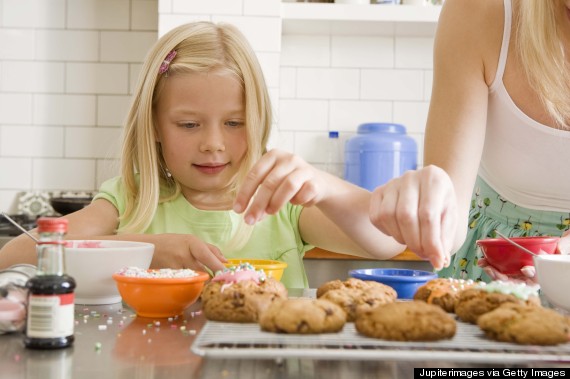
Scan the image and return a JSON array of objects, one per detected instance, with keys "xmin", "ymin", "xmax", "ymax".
[{"xmin": 454, "ymin": 281, "xmax": 540, "ymax": 324}]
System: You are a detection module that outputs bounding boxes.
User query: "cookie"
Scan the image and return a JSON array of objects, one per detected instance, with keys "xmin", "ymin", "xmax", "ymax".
[
  {"xmin": 478, "ymin": 303, "xmax": 570, "ymax": 345},
  {"xmin": 413, "ymin": 278, "xmax": 476, "ymax": 313},
  {"xmin": 259, "ymin": 298, "xmax": 346, "ymax": 334},
  {"xmin": 316, "ymin": 278, "xmax": 397, "ymax": 321},
  {"xmin": 455, "ymin": 281, "xmax": 540, "ymax": 324},
  {"xmin": 201, "ymin": 264, "xmax": 287, "ymax": 323},
  {"xmin": 316, "ymin": 278, "xmax": 389, "ymax": 297},
  {"xmin": 355, "ymin": 301, "xmax": 456, "ymax": 341}
]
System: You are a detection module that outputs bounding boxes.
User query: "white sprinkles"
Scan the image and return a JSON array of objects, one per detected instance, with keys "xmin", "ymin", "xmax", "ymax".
[{"xmin": 115, "ymin": 266, "xmax": 199, "ymax": 278}]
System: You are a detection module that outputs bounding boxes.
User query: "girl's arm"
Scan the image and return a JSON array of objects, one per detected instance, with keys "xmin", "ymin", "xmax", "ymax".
[
  {"xmin": 0, "ymin": 199, "xmax": 120, "ymax": 269},
  {"xmin": 0, "ymin": 199, "xmax": 226, "ymax": 272},
  {"xmin": 233, "ymin": 149, "xmax": 447, "ymax": 268}
]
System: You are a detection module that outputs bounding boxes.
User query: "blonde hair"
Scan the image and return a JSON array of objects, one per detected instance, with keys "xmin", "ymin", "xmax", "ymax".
[
  {"xmin": 119, "ymin": 22, "xmax": 272, "ymax": 233},
  {"xmin": 517, "ymin": 0, "xmax": 569, "ymax": 128}
]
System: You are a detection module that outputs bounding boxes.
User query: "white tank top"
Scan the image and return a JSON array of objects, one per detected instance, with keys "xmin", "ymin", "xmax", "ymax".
[{"xmin": 478, "ymin": 0, "xmax": 570, "ymax": 212}]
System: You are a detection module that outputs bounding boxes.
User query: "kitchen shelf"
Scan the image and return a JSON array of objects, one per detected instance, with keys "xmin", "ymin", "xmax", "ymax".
[{"xmin": 282, "ymin": 2, "xmax": 441, "ymax": 23}]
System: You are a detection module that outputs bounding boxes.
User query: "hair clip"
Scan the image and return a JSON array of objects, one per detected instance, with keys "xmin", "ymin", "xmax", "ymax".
[{"xmin": 158, "ymin": 50, "xmax": 177, "ymax": 75}]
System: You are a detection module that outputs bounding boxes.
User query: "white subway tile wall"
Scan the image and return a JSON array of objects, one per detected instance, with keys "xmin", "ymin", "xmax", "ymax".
[{"xmin": 0, "ymin": 0, "xmax": 434, "ymax": 212}]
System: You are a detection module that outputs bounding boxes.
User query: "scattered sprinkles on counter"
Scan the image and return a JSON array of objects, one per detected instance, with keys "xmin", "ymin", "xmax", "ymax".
[
  {"xmin": 69, "ymin": 303, "xmax": 198, "ymax": 360},
  {"xmin": 115, "ymin": 267, "xmax": 199, "ymax": 278},
  {"xmin": 475, "ymin": 280, "xmax": 540, "ymax": 300}
]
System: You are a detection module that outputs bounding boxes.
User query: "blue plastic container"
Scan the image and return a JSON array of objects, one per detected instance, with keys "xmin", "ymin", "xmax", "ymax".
[
  {"xmin": 348, "ymin": 268, "xmax": 438, "ymax": 300},
  {"xmin": 344, "ymin": 123, "xmax": 417, "ymax": 191}
]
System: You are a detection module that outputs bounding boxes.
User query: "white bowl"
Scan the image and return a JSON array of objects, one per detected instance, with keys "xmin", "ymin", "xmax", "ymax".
[
  {"xmin": 65, "ymin": 240, "xmax": 154, "ymax": 305},
  {"xmin": 534, "ymin": 254, "xmax": 570, "ymax": 313}
]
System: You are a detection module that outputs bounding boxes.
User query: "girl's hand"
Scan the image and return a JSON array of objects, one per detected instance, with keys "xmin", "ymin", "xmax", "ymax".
[
  {"xmin": 149, "ymin": 233, "xmax": 227, "ymax": 274},
  {"xmin": 368, "ymin": 165, "xmax": 457, "ymax": 270},
  {"xmin": 233, "ymin": 149, "xmax": 325, "ymax": 224}
]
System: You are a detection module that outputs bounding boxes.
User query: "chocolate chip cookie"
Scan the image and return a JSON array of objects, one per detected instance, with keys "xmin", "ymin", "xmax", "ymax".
[
  {"xmin": 316, "ymin": 278, "xmax": 397, "ymax": 321},
  {"xmin": 201, "ymin": 278, "xmax": 287, "ymax": 323},
  {"xmin": 355, "ymin": 301, "xmax": 457, "ymax": 341},
  {"xmin": 478, "ymin": 303, "xmax": 570, "ymax": 345},
  {"xmin": 259, "ymin": 298, "xmax": 346, "ymax": 334}
]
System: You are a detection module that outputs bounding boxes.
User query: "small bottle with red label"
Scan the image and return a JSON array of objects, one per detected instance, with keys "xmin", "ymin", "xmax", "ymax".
[{"xmin": 24, "ymin": 217, "xmax": 76, "ymax": 349}]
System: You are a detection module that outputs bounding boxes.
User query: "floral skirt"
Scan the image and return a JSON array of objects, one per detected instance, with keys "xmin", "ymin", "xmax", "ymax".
[{"xmin": 437, "ymin": 176, "xmax": 570, "ymax": 282}]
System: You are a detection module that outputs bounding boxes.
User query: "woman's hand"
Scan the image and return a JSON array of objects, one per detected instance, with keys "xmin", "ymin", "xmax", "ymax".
[
  {"xmin": 233, "ymin": 149, "xmax": 325, "ymax": 224},
  {"xmin": 368, "ymin": 165, "xmax": 458, "ymax": 270},
  {"xmin": 477, "ymin": 257, "xmax": 537, "ymax": 285},
  {"xmin": 557, "ymin": 230, "xmax": 570, "ymax": 255},
  {"xmin": 148, "ymin": 233, "xmax": 227, "ymax": 273},
  {"xmin": 479, "ymin": 230, "xmax": 570, "ymax": 284}
]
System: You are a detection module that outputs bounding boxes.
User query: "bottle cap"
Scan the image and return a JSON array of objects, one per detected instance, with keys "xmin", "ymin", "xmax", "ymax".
[{"xmin": 37, "ymin": 217, "xmax": 68, "ymax": 233}]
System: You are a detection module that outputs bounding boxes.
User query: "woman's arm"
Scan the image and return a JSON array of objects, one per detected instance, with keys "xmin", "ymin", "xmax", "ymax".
[
  {"xmin": 369, "ymin": 0, "xmax": 502, "ymax": 262},
  {"xmin": 424, "ymin": 0, "xmax": 502, "ymax": 242},
  {"xmin": 333, "ymin": 0, "xmax": 503, "ymax": 267}
]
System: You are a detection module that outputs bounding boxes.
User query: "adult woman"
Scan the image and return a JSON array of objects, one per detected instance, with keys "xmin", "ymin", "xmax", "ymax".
[{"xmin": 370, "ymin": 0, "xmax": 570, "ymax": 281}]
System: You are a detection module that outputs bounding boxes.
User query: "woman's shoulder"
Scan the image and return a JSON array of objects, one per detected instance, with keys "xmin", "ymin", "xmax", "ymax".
[
  {"xmin": 436, "ymin": 0, "xmax": 505, "ymax": 85},
  {"xmin": 441, "ymin": 0, "xmax": 504, "ymax": 19}
]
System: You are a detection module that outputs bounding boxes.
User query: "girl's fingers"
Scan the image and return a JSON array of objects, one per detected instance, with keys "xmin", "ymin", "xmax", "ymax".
[
  {"xmin": 191, "ymin": 244, "xmax": 226, "ymax": 272},
  {"xmin": 243, "ymin": 160, "xmax": 293, "ymax": 223},
  {"xmin": 207, "ymin": 244, "xmax": 227, "ymax": 263},
  {"xmin": 239, "ymin": 151, "xmax": 317, "ymax": 224},
  {"xmin": 233, "ymin": 153, "xmax": 277, "ymax": 214},
  {"xmin": 269, "ymin": 168, "xmax": 315, "ymax": 210}
]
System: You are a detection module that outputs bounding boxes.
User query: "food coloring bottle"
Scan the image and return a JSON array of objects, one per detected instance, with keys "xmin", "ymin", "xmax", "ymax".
[{"xmin": 24, "ymin": 218, "xmax": 76, "ymax": 349}]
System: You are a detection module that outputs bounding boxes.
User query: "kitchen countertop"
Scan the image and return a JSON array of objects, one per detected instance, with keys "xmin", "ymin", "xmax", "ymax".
[{"xmin": 1, "ymin": 289, "xmax": 568, "ymax": 379}]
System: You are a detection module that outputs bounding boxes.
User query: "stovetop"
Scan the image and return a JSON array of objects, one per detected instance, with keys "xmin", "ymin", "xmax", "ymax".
[{"xmin": 0, "ymin": 214, "xmax": 38, "ymax": 237}]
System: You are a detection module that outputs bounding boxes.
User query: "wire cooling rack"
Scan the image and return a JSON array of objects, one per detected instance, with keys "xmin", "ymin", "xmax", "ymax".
[{"xmin": 191, "ymin": 320, "xmax": 570, "ymax": 363}]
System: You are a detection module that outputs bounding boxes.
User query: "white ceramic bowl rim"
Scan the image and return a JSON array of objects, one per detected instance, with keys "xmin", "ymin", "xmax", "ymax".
[
  {"xmin": 66, "ymin": 240, "xmax": 155, "ymax": 250},
  {"xmin": 533, "ymin": 254, "xmax": 568, "ymax": 262}
]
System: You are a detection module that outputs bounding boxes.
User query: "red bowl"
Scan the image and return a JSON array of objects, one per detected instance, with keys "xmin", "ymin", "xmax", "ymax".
[{"xmin": 476, "ymin": 236, "xmax": 559, "ymax": 275}]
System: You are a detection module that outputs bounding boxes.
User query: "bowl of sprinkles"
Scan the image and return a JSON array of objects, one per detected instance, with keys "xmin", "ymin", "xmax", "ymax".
[
  {"xmin": 224, "ymin": 259, "xmax": 287, "ymax": 281},
  {"xmin": 112, "ymin": 267, "xmax": 210, "ymax": 318}
]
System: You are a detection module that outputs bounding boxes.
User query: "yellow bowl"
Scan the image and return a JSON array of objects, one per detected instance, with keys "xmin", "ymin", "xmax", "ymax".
[{"xmin": 224, "ymin": 259, "xmax": 287, "ymax": 281}]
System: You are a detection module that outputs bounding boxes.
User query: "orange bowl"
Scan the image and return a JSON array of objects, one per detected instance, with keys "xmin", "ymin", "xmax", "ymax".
[
  {"xmin": 112, "ymin": 270, "xmax": 210, "ymax": 318},
  {"xmin": 476, "ymin": 236, "xmax": 559, "ymax": 275},
  {"xmin": 224, "ymin": 259, "xmax": 287, "ymax": 281}
]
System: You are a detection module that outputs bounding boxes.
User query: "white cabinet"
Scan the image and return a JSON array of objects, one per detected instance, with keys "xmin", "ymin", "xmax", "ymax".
[{"xmin": 282, "ymin": 2, "xmax": 441, "ymax": 35}]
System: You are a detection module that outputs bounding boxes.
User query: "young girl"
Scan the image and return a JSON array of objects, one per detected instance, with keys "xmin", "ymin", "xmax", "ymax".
[{"xmin": 0, "ymin": 22, "xmax": 443, "ymax": 288}]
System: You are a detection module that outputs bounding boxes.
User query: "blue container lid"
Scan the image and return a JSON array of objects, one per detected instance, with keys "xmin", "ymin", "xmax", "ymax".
[
  {"xmin": 357, "ymin": 123, "xmax": 406, "ymax": 134},
  {"xmin": 346, "ymin": 122, "xmax": 417, "ymax": 153}
]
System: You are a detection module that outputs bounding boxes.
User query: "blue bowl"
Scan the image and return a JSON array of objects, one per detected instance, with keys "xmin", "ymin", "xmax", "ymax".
[{"xmin": 348, "ymin": 268, "xmax": 438, "ymax": 299}]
